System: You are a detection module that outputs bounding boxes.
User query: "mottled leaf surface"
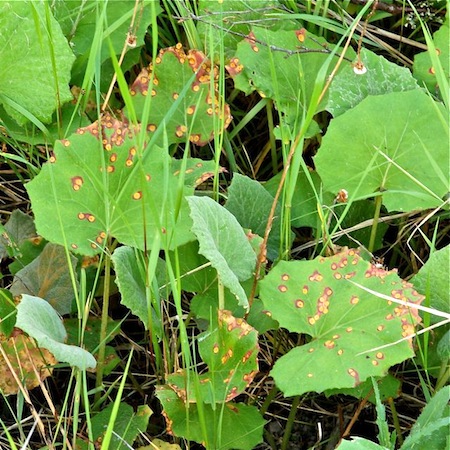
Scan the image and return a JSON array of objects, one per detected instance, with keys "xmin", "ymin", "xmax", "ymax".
[
  {"xmin": 156, "ymin": 386, "xmax": 265, "ymax": 450},
  {"xmin": 127, "ymin": 45, "xmax": 231, "ymax": 146},
  {"xmin": 166, "ymin": 310, "xmax": 259, "ymax": 404},
  {"xmin": 260, "ymin": 249, "xmax": 423, "ymax": 396},
  {"xmin": 26, "ymin": 113, "xmax": 194, "ymax": 256},
  {"xmin": 0, "ymin": 333, "xmax": 56, "ymax": 395}
]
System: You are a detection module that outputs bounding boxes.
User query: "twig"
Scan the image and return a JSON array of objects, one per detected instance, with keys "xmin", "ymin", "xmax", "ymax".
[{"xmin": 174, "ymin": 9, "xmax": 353, "ymax": 62}]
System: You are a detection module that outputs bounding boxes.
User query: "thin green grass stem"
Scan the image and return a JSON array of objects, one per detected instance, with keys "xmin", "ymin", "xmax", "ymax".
[
  {"xmin": 259, "ymin": 385, "xmax": 279, "ymax": 415},
  {"xmin": 281, "ymin": 395, "xmax": 300, "ymax": 450},
  {"xmin": 368, "ymin": 194, "xmax": 383, "ymax": 254},
  {"xmin": 95, "ymin": 251, "xmax": 112, "ymax": 403},
  {"xmin": 81, "ymin": 370, "xmax": 94, "ymax": 449},
  {"xmin": 0, "ymin": 418, "xmax": 18, "ymax": 450},
  {"xmin": 388, "ymin": 397, "xmax": 403, "ymax": 447},
  {"xmin": 101, "ymin": 349, "xmax": 134, "ymax": 450}
]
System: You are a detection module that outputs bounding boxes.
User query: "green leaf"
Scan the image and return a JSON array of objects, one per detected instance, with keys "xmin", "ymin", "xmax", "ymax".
[
  {"xmin": 191, "ymin": 284, "xmax": 246, "ymax": 321},
  {"xmin": 172, "ymin": 241, "xmax": 217, "ymax": 293},
  {"xmin": 411, "ymin": 245, "xmax": 450, "ymax": 322},
  {"xmin": 65, "ymin": 1, "xmax": 160, "ymax": 89},
  {"xmin": 15, "ymin": 294, "xmax": 96, "ymax": 370},
  {"xmin": 315, "ymin": 90, "xmax": 450, "ymax": 212},
  {"xmin": 126, "ymin": 45, "xmax": 231, "ymax": 146},
  {"xmin": 231, "ymin": 27, "xmax": 352, "ymax": 132},
  {"xmin": 326, "ymin": 374, "xmax": 401, "ymax": 404},
  {"xmin": 259, "ymin": 248, "xmax": 423, "ymax": 396},
  {"xmin": 0, "ymin": 289, "xmax": 16, "ymax": 337},
  {"xmin": 10, "ymin": 243, "xmax": 78, "ymax": 315},
  {"xmin": 26, "ymin": 113, "xmax": 194, "ymax": 256},
  {"xmin": 337, "ymin": 437, "xmax": 388, "ymax": 450},
  {"xmin": 329, "ymin": 200, "xmax": 389, "ymax": 251},
  {"xmin": 187, "ymin": 196, "xmax": 257, "ymax": 309},
  {"xmin": 0, "ymin": 1, "xmax": 74, "ymax": 125},
  {"xmin": 401, "ymin": 386, "xmax": 450, "ymax": 450},
  {"xmin": 0, "ymin": 210, "xmax": 37, "ymax": 259},
  {"xmin": 166, "ymin": 310, "xmax": 259, "ymax": 404},
  {"xmin": 327, "ymin": 48, "xmax": 419, "ymax": 117},
  {"xmin": 65, "ymin": 316, "xmax": 121, "ymax": 375},
  {"xmin": 264, "ymin": 168, "xmax": 334, "ymax": 229},
  {"xmin": 411, "ymin": 245, "xmax": 450, "ymax": 374},
  {"xmin": 246, "ymin": 297, "xmax": 279, "ymax": 334},
  {"xmin": 413, "ymin": 17, "xmax": 449, "ymax": 98},
  {"xmin": 8, "ymin": 237, "xmax": 47, "ymax": 276},
  {"xmin": 156, "ymin": 386, "xmax": 265, "ymax": 450},
  {"xmin": 84, "ymin": 403, "xmax": 152, "ymax": 450},
  {"xmin": 197, "ymin": 0, "xmax": 279, "ymax": 57},
  {"xmin": 437, "ymin": 329, "xmax": 450, "ymax": 362},
  {"xmin": 225, "ymin": 173, "xmax": 287, "ymax": 260},
  {"xmin": 111, "ymin": 245, "xmax": 163, "ymax": 336}
]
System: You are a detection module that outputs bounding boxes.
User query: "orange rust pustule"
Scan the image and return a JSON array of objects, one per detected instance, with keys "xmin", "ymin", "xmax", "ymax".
[
  {"xmin": 79, "ymin": 112, "xmax": 135, "ymax": 152},
  {"xmin": 245, "ymin": 31, "xmax": 259, "ymax": 52},
  {"xmin": 226, "ymin": 57, "xmax": 244, "ymax": 76},
  {"xmin": 295, "ymin": 28, "xmax": 307, "ymax": 43}
]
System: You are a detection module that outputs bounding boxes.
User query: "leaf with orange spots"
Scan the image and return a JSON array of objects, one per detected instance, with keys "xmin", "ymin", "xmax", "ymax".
[
  {"xmin": 126, "ymin": 44, "xmax": 231, "ymax": 147},
  {"xmin": 165, "ymin": 310, "xmax": 259, "ymax": 404},
  {"xmin": 79, "ymin": 403, "xmax": 152, "ymax": 450},
  {"xmin": 196, "ymin": 0, "xmax": 279, "ymax": 57},
  {"xmin": 259, "ymin": 248, "xmax": 423, "ymax": 396},
  {"xmin": 230, "ymin": 27, "xmax": 353, "ymax": 133},
  {"xmin": 171, "ymin": 158, "xmax": 225, "ymax": 188},
  {"xmin": 26, "ymin": 113, "xmax": 194, "ymax": 256},
  {"xmin": 156, "ymin": 386, "xmax": 265, "ymax": 450},
  {"xmin": 0, "ymin": 333, "xmax": 56, "ymax": 396},
  {"xmin": 413, "ymin": 16, "xmax": 449, "ymax": 99}
]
